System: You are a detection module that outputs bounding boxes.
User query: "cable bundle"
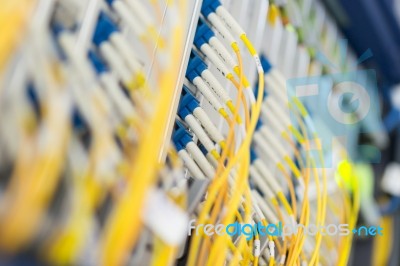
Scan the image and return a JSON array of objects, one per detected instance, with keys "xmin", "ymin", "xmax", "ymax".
[
  {"xmin": 0, "ymin": 0, "xmax": 192, "ymax": 265},
  {"xmin": 0, "ymin": 0, "xmax": 367, "ymax": 265}
]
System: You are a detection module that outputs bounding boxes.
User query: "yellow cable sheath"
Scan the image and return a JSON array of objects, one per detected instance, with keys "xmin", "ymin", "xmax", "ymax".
[{"xmin": 100, "ymin": 14, "xmax": 187, "ymax": 265}]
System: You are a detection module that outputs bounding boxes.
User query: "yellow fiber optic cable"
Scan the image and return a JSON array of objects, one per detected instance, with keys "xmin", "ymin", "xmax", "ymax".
[
  {"xmin": 187, "ymin": 39, "xmax": 247, "ymax": 266},
  {"xmin": 0, "ymin": 0, "xmax": 36, "ymax": 73},
  {"xmin": 100, "ymin": 4, "xmax": 189, "ymax": 264}
]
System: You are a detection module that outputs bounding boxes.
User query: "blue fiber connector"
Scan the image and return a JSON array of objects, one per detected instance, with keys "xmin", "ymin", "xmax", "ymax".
[
  {"xmin": 250, "ymin": 149, "xmax": 258, "ymax": 164},
  {"xmin": 173, "ymin": 121, "xmax": 193, "ymax": 151},
  {"xmin": 88, "ymin": 50, "xmax": 108, "ymax": 74},
  {"xmin": 260, "ymin": 55, "xmax": 272, "ymax": 74},
  {"xmin": 193, "ymin": 19, "xmax": 215, "ymax": 48},
  {"xmin": 93, "ymin": 12, "xmax": 119, "ymax": 46},
  {"xmin": 201, "ymin": 0, "xmax": 221, "ymax": 17},
  {"xmin": 186, "ymin": 51, "xmax": 208, "ymax": 83},
  {"xmin": 178, "ymin": 85, "xmax": 200, "ymax": 119}
]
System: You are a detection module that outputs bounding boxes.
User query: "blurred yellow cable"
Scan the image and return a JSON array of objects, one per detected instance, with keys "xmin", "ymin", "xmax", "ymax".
[
  {"xmin": 0, "ymin": 1, "xmax": 36, "ymax": 73},
  {"xmin": 100, "ymin": 3, "xmax": 189, "ymax": 264}
]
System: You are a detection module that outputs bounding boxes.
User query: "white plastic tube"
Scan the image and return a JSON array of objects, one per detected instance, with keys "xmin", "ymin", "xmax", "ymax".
[
  {"xmin": 113, "ymin": 0, "xmax": 144, "ymax": 37},
  {"xmin": 178, "ymin": 149, "xmax": 206, "ymax": 180},
  {"xmin": 254, "ymin": 158, "xmax": 283, "ymax": 194},
  {"xmin": 209, "ymin": 36, "xmax": 237, "ymax": 69},
  {"xmin": 207, "ymin": 12, "xmax": 236, "ymax": 45},
  {"xmin": 193, "ymin": 107, "xmax": 225, "ymax": 145},
  {"xmin": 201, "ymin": 69, "xmax": 232, "ymax": 105},
  {"xmin": 99, "ymin": 42, "xmax": 131, "ymax": 85},
  {"xmin": 215, "ymin": 6, "xmax": 246, "ymax": 38},
  {"xmin": 109, "ymin": 33, "xmax": 142, "ymax": 73},
  {"xmin": 254, "ymin": 132, "xmax": 279, "ymax": 165},
  {"xmin": 192, "ymin": 76, "xmax": 226, "ymax": 113},
  {"xmin": 200, "ymin": 44, "xmax": 231, "ymax": 78},
  {"xmin": 186, "ymin": 142, "xmax": 215, "ymax": 178},
  {"xmin": 260, "ymin": 127, "xmax": 287, "ymax": 159},
  {"xmin": 124, "ymin": 0, "xmax": 154, "ymax": 28},
  {"xmin": 252, "ymin": 190, "xmax": 279, "ymax": 224},
  {"xmin": 100, "ymin": 73, "xmax": 137, "ymax": 119},
  {"xmin": 185, "ymin": 114, "xmax": 216, "ymax": 152},
  {"xmin": 250, "ymin": 166, "xmax": 276, "ymax": 200}
]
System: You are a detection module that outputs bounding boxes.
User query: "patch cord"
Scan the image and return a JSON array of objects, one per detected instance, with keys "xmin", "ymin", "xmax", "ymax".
[
  {"xmin": 256, "ymin": 58, "xmax": 324, "ymax": 264},
  {"xmin": 0, "ymin": 0, "xmax": 362, "ymax": 264},
  {"xmin": 265, "ymin": 8, "xmax": 359, "ymax": 263},
  {"xmin": 31, "ymin": 9, "xmax": 150, "ymax": 265},
  {"xmin": 186, "ymin": 51, "xmax": 233, "ymax": 124},
  {"xmin": 88, "ymin": 50, "xmax": 141, "ymax": 141},
  {"xmin": 91, "ymin": 12, "xmax": 148, "ymax": 93},
  {"xmin": 194, "ymin": 19, "xmax": 253, "ymax": 100},
  {"xmin": 186, "ymin": 50, "xmax": 247, "ymax": 146},
  {"xmin": 97, "ymin": 1, "xmax": 193, "ymax": 264},
  {"xmin": 0, "ymin": 60, "xmax": 71, "ymax": 256},
  {"xmin": 0, "ymin": 0, "xmax": 192, "ymax": 265},
  {"xmin": 105, "ymin": 0, "xmax": 163, "ymax": 48},
  {"xmin": 184, "ymin": 1, "xmax": 272, "ymax": 261},
  {"xmin": 253, "ymin": 43, "xmax": 356, "ymax": 264},
  {"xmin": 52, "ymin": 14, "xmax": 129, "ymax": 174},
  {"xmin": 173, "ymin": 121, "xmax": 216, "ymax": 180}
]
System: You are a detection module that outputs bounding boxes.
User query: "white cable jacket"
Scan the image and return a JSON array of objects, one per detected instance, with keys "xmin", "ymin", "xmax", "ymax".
[
  {"xmin": 201, "ymin": 69, "xmax": 231, "ymax": 104},
  {"xmin": 100, "ymin": 42, "xmax": 131, "ymax": 84},
  {"xmin": 254, "ymin": 159, "xmax": 283, "ymax": 194},
  {"xmin": 186, "ymin": 142, "xmax": 215, "ymax": 178},
  {"xmin": 260, "ymin": 127, "xmax": 287, "ymax": 159},
  {"xmin": 250, "ymin": 166, "xmax": 276, "ymax": 199},
  {"xmin": 59, "ymin": 33, "xmax": 95, "ymax": 82},
  {"xmin": 113, "ymin": 1, "xmax": 144, "ymax": 37},
  {"xmin": 100, "ymin": 73, "xmax": 137, "ymax": 119},
  {"xmin": 200, "ymin": 44, "xmax": 231, "ymax": 77},
  {"xmin": 265, "ymin": 74, "xmax": 287, "ymax": 105},
  {"xmin": 207, "ymin": 12, "xmax": 236, "ymax": 45},
  {"xmin": 260, "ymin": 105, "xmax": 286, "ymax": 133},
  {"xmin": 193, "ymin": 107, "xmax": 225, "ymax": 144},
  {"xmin": 124, "ymin": 0, "xmax": 154, "ymax": 27},
  {"xmin": 185, "ymin": 114, "xmax": 216, "ymax": 152},
  {"xmin": 216, "ymin": 6, "xmax": 245, "ymax": 37},
  {"xmin": 205, "ymin": 153, "xmax": 218, "ymax": 168},
  {"xmin": 209, "ymin": 36, "xmax": 237, "ymax": 69},
  {"xmin": 254, "ymin": 132, "xmax": 279, "ymax": 165},
  {"xmin": 252, "ymin": 191, "xmax": 279, "ymax": 225},
  {"xmin": 271, "ymin": 69, "xmax": 287, "ymax": 89},
  {"xmin": 245, "ymin": 88, "xmax": 256, "ymax": 105},
  {"xmin": 252, "ymin": 199, "xmax": 266, "ymax": 222},
  {"xmin": 109, "ymin": 33, "xmax": 142, "ymax": 72},
  {"xmin": 264, "ymin": 97, "xmax": 291, "ymax": 126},
  {"xmin": 192, "ymin": 76, "xmax": 224, "ymax": 111},
  {"xmin": 60, "ymin": 33, "xmax": 111, "ymax": 119},
  {"xmin": 178, "ymin": 149, "xmax": 206, "ymax": 180},
  {"xmin": 254, "ymin": 239, "xmax": 261, "ymax": 257}
]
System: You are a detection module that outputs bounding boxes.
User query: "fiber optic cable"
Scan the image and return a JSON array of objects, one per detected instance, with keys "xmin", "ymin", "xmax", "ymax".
[
  {"xmin": 173, "ymin": 122, "xmax": 215, "ymax": 179},
  {"xmin": 178, "ymin": 86, "xmax": 227, "ymax": 149},
  {"xmin": 0, "ymin": 1, "xmax": 36, "ymax": 73},
  {"xmin": 194, "ymin": 19, "xmax": 253, "ymax": 92},
  {"xmin": 99, "ymin": 4, "xmax": 189, "ymax": 263},
  {"xmin": 187, "ymin": 23, "xmax": 251, "ymax": 265},
  {"xmin": 91, "ymin": 12, "xmax": 148, "ymax": 92},
  {"xmin": 260, "ymin": 56, "xmax": 332, "ymax": 264},
  {"xmin": 187, "ymin": 51, "xmax": 238, "ymax": 121},
  {"xmin": 106, "ymin": 0, "xmax": 165, "ymax": 49}
]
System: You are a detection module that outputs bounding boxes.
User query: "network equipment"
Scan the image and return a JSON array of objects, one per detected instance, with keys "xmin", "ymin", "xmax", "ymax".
[{"xmin": 0, "ymin": 0, "xmax": 394, "ymax": 265}]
